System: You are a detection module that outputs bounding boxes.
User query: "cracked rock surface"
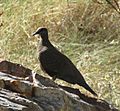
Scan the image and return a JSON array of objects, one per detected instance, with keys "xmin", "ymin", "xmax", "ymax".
[{"xmin": 0, "ymin": 60, "xmax": 118, "ymax": 111}]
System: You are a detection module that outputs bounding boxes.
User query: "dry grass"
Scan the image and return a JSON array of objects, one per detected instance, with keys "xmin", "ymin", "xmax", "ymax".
[{"xmin": 0, "ymin": 0, "xmax": 120, "ymax": 109}]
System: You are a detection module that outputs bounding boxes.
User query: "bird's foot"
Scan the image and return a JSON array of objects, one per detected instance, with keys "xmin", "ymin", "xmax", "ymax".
[{"xmin": 52, "ymin": 75, "xmax": 57, "ymax": 81}]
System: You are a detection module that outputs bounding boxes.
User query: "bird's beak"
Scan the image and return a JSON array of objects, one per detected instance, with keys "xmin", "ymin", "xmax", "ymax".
[
  {"xmin": 32, "ymin": 31, "xmax": 40, "ymax": 39},
  {"xmin": 32, "ymin": 32, "xmax": 36, "ymax": 36}
]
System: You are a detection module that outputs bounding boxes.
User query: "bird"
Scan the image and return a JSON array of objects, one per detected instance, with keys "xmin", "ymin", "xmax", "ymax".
[{"xmin": 32, "ymin": 27, "xmax": 97, "ymax": 96}]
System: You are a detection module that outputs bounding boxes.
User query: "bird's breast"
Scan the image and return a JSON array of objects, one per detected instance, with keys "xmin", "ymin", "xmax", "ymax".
[
  {"xmin": 37, "ymin": 40, "xmax": 48, "ymax": 54},
  {"xmin": 39, "ymin": 46, "xmax": 48, "ymax": 53}
]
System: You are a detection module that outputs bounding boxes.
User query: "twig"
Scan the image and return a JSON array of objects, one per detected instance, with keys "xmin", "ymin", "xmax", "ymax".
[{"xmin": 106, "ymin": 0, "xmax": 120, "ymax": 14}]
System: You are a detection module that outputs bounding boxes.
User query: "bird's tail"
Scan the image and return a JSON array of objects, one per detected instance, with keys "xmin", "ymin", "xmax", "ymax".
[{"xmin": 78, "ymin": 82, "xmax": 98, "ymax": 96}]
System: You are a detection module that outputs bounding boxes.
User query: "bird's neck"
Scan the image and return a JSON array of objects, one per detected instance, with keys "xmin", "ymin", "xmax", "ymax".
[{"xmin": 41, "ymin": 38, "xmax": 52, "ymax": 47}]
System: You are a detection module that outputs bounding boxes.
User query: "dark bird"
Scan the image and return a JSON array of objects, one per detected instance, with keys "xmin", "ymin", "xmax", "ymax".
[{"xmin": 32, "ymin": 27, "xmax": 97, "ymax": 96}]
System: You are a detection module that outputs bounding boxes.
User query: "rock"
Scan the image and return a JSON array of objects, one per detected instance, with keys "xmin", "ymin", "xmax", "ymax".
[
  {"xmin": 0, "ymin": 60, "xmax": 118, "ymax": 111},
  {"xmin": 0, "ymin": 79, "xmax": 4, "ymax": 88},
  {"xmin": 0, "ymin": 60, "xmax": 31, "ymax": 78},
  {"xmin": 0, "ymin": 88, "xmax": 43, "ymax": 111}
]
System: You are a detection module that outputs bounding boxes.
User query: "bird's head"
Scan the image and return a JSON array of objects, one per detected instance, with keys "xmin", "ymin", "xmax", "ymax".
[{"xmin": 32, "ymin": 27, "xmax": 48, "ymax": 40}]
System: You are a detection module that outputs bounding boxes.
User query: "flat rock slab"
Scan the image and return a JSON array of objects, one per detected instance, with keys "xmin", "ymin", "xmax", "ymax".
[{"xmin": 0, "ymin": 60, "xmax": 118, "ymax": 111}]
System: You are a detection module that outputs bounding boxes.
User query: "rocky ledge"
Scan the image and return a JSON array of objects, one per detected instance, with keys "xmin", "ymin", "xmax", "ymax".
[{"xmin": 0, "ymin": 60, "xmax": 118, "ymax": 111}]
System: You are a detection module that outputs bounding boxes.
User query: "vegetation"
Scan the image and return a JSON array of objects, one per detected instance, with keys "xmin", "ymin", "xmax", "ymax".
[{"xmin": 0, "ymin": 0, "xmax": 120, "ymax": 109}]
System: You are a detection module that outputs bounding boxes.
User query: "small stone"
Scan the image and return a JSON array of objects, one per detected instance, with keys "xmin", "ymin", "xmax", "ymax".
[{"xmin": 0, "ymin": 79, "xmax": 5, "ymax": 88}]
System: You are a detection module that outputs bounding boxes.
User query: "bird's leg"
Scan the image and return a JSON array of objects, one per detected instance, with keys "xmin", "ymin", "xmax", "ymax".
[{"xmin": 52, "ymin": 75, "xmax": 57, "ymax": 81}]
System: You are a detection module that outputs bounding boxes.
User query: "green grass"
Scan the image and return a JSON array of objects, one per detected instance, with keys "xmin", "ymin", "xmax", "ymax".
[{"xmin": 0, "ymin": 0, "xmax": 120, "ymax": 109}]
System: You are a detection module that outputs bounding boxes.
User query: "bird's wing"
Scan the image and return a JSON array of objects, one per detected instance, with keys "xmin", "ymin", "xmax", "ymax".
[
  {"xmin": 40, "ymin": 47, "xmax": 68, "ymax": 74},
  {"xmin": 40, "ymin": 47, "xmax": 83, "ymax": 83}
]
